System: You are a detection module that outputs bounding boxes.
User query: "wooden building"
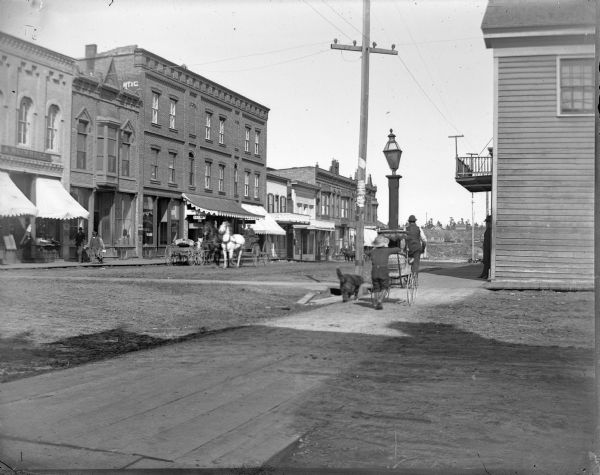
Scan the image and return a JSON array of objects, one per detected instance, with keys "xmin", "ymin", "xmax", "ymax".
[{"xmin": 481, "ymin": 0, "xmax": 595, "ymax": 289}]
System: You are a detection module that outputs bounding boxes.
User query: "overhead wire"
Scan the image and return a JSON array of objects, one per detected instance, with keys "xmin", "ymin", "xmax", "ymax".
[
  {"xmin": 185, "ymin": 41, "xmax": 330, "ymax": 67},
  {"xmin": 300, "ymin": 0, "xmax": 355, "ymax": 43}
]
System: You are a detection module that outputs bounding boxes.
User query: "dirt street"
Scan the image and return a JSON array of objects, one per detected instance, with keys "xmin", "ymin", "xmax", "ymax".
[{"xmin": 0, "ymin": 261, "xmax": 594, "ymax": 472}]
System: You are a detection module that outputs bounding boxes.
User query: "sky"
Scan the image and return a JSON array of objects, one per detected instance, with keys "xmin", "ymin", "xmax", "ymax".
[{"xmin": 0, "ymin": 0, "xmax": 493, "ymax": 227}]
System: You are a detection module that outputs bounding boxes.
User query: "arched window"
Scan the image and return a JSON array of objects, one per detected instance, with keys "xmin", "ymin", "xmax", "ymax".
[
  {"xmin": 267, "ymin": 193, "xmax": 274, "ymax": 213},
  {"xmin": 18, "ymin": 97, "xmax": 32, "ymax": 145},
  {"xmin": 45, "ymin": 105, "xmax": 60, "ymax": 151},
  {"xmin": 280, "ymin": 196, "xmax": 286, "ymax": 213}
]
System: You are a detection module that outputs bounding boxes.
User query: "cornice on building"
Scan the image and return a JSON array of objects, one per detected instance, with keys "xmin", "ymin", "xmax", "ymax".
[
  {"xmin": 0, "ymin": 31, "xmax": 75, "ymax": 74},
  {"xmin": 132, "ymin": 48, "xmax": 270, "ymax": 120}
]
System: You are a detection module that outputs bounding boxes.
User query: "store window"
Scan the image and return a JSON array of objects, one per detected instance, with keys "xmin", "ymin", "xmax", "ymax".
[
  {"xmin": 143, "ymin": 195, "xmax": 154, "ymax": 245},
  {"xmin": 115, "ymin": 194, "xmax": 134, "ymax": 245}
]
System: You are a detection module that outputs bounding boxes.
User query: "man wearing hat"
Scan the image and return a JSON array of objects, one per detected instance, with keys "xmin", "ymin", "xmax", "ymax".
[
  {"xmin": 370, "ymin": 235, "xmax": 403, "ymax": 310},
  {"xmin": 405, "ymin": 215, "xmax": 427, "ymax": 275},
  {"xmin": 480, "ymin": 215, "xmax": 492, "ymax": 279}
]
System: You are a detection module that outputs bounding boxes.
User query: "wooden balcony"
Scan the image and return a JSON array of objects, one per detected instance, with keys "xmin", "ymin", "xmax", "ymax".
[{"xmin": 455, "ymin": 155, "xmax": 492, "ymax": 193}]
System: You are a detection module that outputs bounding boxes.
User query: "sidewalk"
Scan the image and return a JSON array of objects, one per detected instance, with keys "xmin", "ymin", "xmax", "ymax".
[
  {"xmin": 0, "ymin": 256, "xmax": 167, "ymax": 271},
  {"xmin": 0, "ymin": 268, "xmax": 490, "ymax": 471}
]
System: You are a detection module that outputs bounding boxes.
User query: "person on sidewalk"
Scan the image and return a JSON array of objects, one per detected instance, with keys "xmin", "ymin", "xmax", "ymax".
[
  {"xmin": 405, "ymin": 215, "xmax": 427, "ymax": 275},
  {"xmin": 88, "ymin": 231, "xmax": 105, "ymax": 264},
  {"xmin": 480, "ymin": 215, "xmax": 492, "ymax": 279},
  {"xmin": 75, "ymin": 227, "xmax": 86, "ymax": 263},
  {"xmin": 370, "ymin": 235, "xmax": 403, "ymax": 310}
]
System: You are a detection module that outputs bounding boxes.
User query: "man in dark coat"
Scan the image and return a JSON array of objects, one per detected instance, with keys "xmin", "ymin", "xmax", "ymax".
[
  {"xmin": 405, "ymin": 215, "xmax": 427, "ymax": 275},
  {"xmin": 480, "ymin": 215, "xmax": 492, "ymax": 279}
]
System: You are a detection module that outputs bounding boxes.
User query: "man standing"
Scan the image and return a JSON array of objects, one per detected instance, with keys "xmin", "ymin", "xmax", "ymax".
[
  {"xmin": 88, "ymin": 231, "xmax": 105, "ymax": 264},
  {"xmin": 480, "ymin": 215, "xmax": 492, "ymax": 279},
  {"xmin": 405, "ymin": 215, "xmax": 427, "ymax": 275},
  {"xmin": 75, "ymin": 226, "xmax": 86, "ymax": 263}
]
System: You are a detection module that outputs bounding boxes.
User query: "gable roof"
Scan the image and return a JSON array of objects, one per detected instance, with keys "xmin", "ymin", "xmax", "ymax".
[
  {"xmin": 482, "ymin": 0, "xmax": 595, "ymax": 31},
  {"xmin": 481, "ymin": 0, "xmax": 595, "ymax": 48}
]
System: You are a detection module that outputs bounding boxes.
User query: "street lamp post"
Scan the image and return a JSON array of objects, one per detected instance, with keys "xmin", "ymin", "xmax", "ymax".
[{"xmin": 383, "ymin": 129, "xmax": 403, "ymax": 230}]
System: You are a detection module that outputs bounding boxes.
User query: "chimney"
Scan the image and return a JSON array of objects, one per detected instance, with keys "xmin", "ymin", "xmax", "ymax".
[
  {"xmin": 85, "ymin": 44, "xmax": 97, "ymax": 72},
  {"xmin": 330, "ymin": 159, "xmax": 339, "ymax": 175}
]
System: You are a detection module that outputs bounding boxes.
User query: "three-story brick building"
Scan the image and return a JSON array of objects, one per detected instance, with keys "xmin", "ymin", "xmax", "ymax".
[{"xmin": 83, "ymin": 44, "xmax": 268, "ymax": 257}]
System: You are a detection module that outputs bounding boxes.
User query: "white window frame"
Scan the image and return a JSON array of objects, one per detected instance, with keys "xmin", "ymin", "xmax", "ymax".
[
  {"xmin": 254, "ymin": 130, "xmax": 260, "ymax": 155},
  {"xmin": 205, "ymin": 161, "xmax": 212, "ymax": 189},
  {"xmin": 45, "ymin": 104, "xmax": 59, "ymax": 151},
  {"xmin": 151, "ymin": 93, "xmax": 159, "ymax": 124},
  {"xmin": 244, "ymin": 127, "xmax": 250, "ymax": 152},
  {"xmin": 218, "ymin": 164, "xmax": 225, "ymax": 192},
  {"xmin": 254, "ymin": 173, "xmax": 259, "ymax": 199},
  {"xmin": 556, "ymin": 55, "xmax": 594, "ymax": 117},
  {"xmin": 219, "ymin": 117, "xmax": 225, "ymax": 144},
  {"xmin": 151, "ymin": 148, "xmax": 159, "ymax": 180},
  {"xmin": 169, "ymin": 99, "xmax": 176, "ymax": 129},
  {"xmin": 205, "ymin": 112, "xmax": 212, "ymax": 140},
  {"xmin": 244, "ymin": 171, "xmax": 250, "ymax": 197},
  {"xmin": 234, "ymin": 166, "xmax": 239, "ymax": 195},
  {"xmin": 17, "ymin": 97, "xmax": 32, "ymax": 145},
  {"xmin": 168, "ymin": 151, "xmax": 176, "ymax": 183}
]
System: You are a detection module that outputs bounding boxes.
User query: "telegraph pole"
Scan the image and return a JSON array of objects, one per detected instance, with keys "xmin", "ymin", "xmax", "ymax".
[
  {"xmin": 331, "ymin": 0, "xmax": 397, "ymax": 276},
  {"xmin": 594, "ymin": 0, "xmax": 600, "ymax": 456}
]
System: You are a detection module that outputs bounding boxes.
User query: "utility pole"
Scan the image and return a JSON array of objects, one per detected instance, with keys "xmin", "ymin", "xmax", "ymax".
[
  {"xmin": 331, "ymin": 0, "xmax": 397, "ymax": 276},
  {"xmin": 594, "ymin": 0, "xmax": 600, "ymax": 457}
]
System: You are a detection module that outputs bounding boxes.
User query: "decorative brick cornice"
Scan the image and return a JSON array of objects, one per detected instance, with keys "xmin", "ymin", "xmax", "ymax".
[
  {"xmin": 0, "ymin": 153, "xmax": 63, "ymax": 177},
  {"xmin": 135, "ymin": 48, "xmax": 269, "ymax": 120},
  {"xmin": 0, "ymin": 31, "xmax": 75, "ymax": 73}
]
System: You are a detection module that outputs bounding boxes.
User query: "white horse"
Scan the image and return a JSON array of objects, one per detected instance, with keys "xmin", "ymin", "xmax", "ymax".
[{"xmin": 218, "ymin": 221, "xmax": 245, "ymax": 268}]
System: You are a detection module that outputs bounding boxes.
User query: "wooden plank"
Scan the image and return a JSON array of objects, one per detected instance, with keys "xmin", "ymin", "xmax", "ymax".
[
  {"xmin": 494, "ymin": 248, "xmax": 591, "ymax": 257},
  {"xmin": 494, "ymin": 254, "xmax": 592, "ymax": 263}
]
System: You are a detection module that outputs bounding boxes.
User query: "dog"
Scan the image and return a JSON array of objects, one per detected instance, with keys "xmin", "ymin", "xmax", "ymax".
[{"xmin": 336, "ymin": 268, "xmax": 364, "ymax": 302}]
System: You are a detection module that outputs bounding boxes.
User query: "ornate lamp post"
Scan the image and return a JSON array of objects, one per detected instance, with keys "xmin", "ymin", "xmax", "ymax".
[{"xmin": 383, "ymin": 129, "xmax": 403, "ymax": 230}]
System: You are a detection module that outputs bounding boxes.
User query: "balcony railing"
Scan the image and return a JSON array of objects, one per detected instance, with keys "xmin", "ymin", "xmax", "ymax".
[{"xmin": 455, "ymin": 155, "xmax": 492, "ymax": 193}]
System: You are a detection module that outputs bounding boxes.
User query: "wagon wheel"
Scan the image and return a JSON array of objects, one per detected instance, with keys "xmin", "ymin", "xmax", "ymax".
[{"xmin": 251, "ymin": 243, "xmax": 261, "ymax": 267}]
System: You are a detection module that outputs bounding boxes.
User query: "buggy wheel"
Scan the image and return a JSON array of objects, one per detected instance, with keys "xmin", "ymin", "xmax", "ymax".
[{"xmin": 406, "ymin": 272, "xmax": 418, "ymax": 306}]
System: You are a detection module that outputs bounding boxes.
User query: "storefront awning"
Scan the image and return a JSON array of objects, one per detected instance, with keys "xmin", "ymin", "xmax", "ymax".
[
  {"xmin": 270, "ymin": 212, "xmax": 311, "ymax": 224},
  {"xmin": 241, "ymin": 204, "xmax": 286, "ymax": 235},
  {"xmin": 308, "ymin": 219, "xmax": 336, "ymax": 231},
  {"xmin": 35, "ymin": 177, "xmax": 89, "ymax": 219},
  {"xmin": 182, "ymin": 193, "xmax": 258, "ymax": 219},
  {"xmin": 0, "ymin": 171, "xmax": 37, "ymax": 217}
]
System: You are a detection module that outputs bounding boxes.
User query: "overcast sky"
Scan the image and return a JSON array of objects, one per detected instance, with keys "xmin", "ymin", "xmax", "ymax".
[{"xmin": 1, "ymin": 0, "xmax": 493, "ymax": 226}]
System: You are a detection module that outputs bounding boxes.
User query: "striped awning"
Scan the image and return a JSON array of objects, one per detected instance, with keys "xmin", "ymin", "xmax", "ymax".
[
  {"xmin": 182, "ymin": 193, "xmax": 258, "ymax": 219},
  {"xmin": 0, "ymin": 171, "xmax": 37, "ymax": 217},
  {"xmin": 241, "ymin": 204, "xmax": 286, "ymax": 235},
  {"xmin": 35, "ymin": 177, "xmax": 89, "ymax": 220}
]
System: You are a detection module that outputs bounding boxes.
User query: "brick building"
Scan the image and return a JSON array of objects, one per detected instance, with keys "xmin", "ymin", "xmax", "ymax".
[
  {"xmin": 71, "ymin": 48, "xmax": 142, "ymax": 259},
  {"xmin": 82, "ymin": 44, "xmax": 268, "ymax": 257},
  {"xmin": 0, "ymin": 32, "xmax": 88, "ymax": 263},
  {"xmin": 271, "ymin": 159, "xmax": 379, "ymax": 257}
]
